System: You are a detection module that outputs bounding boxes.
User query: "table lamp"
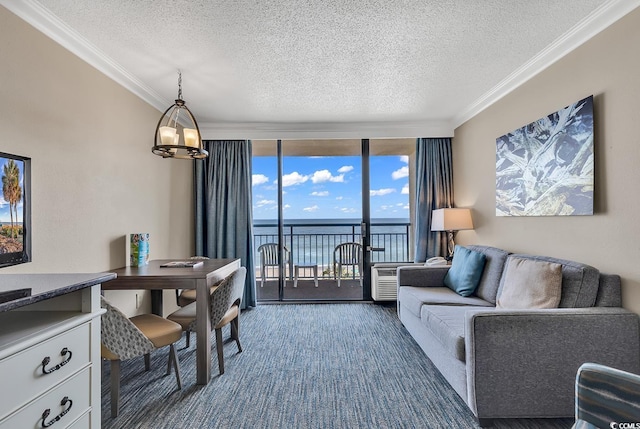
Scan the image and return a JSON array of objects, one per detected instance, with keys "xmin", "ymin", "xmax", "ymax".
[{"xmin": 430, "ymin": 208, "xmax": 474, "ymax": 260}]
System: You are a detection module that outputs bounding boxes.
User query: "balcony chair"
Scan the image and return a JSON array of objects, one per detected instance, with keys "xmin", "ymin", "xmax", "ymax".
[
  {"xmin": 100, "ymin": 296, "xmax": 182, "ymax": 418},
  {"xmin": 167, "ymin": 266, "xmax": 246, "ymax": 375},
  {"xmin": 257, "ymin": 243, "xmax": 293, "ymax": 286},
  {"xmin": 573, "ymin": 362, "xmax": 640, "ymax": 428},
  {"xmin": 333, "ymin": 242, "xmax": 363, "ymax": 287}
]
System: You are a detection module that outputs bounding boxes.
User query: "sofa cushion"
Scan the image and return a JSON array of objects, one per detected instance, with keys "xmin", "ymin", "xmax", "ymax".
[
  {"xmin": 399, "ymin": 286, "xmax": 493, "ymax": 318},
  {"xmin": 505, "ymin": 254, "xmax": 600, "ymax": 308},
  {"xmin": 466, "ymin": 245, "xmax": 510, "ymax": 304},
  {"xmin": 444, "ymin": 246, "xmax": 487, "ymax": 297},
  {"xmin": 422, "ymin": 305, "xmax": 467, "ymax": 362},
  {"xmin": 497, "ymin": 257, "xmax": 562, "ymax": 309},
  {"xmin": 421, "ymin": 305, "xmax": 491, "ymax": 362}
]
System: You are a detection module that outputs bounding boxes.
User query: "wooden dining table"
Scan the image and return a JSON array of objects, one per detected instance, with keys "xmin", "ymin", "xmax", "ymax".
[{"xmin": 102, "ymin": 258, "xmax": 241, "ymax": 384}]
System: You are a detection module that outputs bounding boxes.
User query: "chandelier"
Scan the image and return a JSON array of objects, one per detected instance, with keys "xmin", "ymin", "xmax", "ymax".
[{"xmin": 152, "ymin": 71, "xmax": 208, "ymax": 159}]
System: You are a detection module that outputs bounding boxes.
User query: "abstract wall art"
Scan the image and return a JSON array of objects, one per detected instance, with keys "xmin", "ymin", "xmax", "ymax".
[{"xmin": 496, "ymin": 95, "xmax": 594, "ymax": 216}]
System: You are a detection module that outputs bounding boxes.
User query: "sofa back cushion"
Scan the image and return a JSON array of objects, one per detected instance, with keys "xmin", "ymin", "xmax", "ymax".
[
  {"xmin": 466, "ymin": 245, "xmax": 510, "ymax": 304},
  {"xmin": 496, "ymin": 257, "xmax": 562, "ymax": 309},
  {"xmin": 595, "ymin": 274, "xmax": 622, "ymax": 307},
  {"xmin": 504, "ymin": 254, "xmax": 600, "ymax": 308}
]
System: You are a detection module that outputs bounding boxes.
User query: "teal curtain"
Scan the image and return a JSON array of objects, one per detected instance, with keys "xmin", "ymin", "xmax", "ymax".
[
  {"xmin": 195, "ymin": 140, "xmax": 256, "ymax": 308},
  {"xmin": 414, "ymin": 138, "xmax": 453, "ymax": 262}
]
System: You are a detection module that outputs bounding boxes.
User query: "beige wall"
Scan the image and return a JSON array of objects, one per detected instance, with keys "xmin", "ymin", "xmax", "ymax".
[
  {"xmin": 453, "ymin": 8, "xmax": 640, "ymax": 313},
  {"xmin": 0, "ymin": 6, "xmax": 193, "ymax": 315}
]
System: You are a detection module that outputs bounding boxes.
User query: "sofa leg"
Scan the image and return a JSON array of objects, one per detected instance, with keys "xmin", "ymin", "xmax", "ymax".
[{"xmin": 477, "ymin": 418, "xmax": 494, "ymax": 428}]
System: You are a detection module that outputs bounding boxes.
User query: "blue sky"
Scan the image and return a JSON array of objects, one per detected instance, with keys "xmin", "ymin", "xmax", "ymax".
[
  {"xmin": 0, "ymin": 157, "xmax": 24, "ymax": 224},
  {"xmin": 252, "ymin": 155, "xmax": 409, "ymax": 220}
]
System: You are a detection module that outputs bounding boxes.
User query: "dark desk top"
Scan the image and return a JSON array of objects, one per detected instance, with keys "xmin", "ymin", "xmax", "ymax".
[
  {"xmin": 0, "ymin": 272, "xmax": 116, "ymax": 312},
  {"xmin": 103, "ymin": 259, "xmax": 240, "ymax": 290}
]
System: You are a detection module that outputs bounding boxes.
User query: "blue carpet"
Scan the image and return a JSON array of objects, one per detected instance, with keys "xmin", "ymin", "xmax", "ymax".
[{"xmin": 101, "ymin": 304, "xmax": 573, "ymax": 428}]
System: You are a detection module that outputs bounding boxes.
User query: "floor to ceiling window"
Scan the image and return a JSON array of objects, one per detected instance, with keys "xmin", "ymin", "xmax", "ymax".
[{"xmin": 252, "ymin": 138, "xmax": 415, "ymax": 302}]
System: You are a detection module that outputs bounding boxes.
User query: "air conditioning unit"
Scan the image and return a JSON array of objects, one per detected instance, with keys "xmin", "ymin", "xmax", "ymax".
[{"xmin": 371, "ymin": 266, "xmax": 398, "ymax": 301}]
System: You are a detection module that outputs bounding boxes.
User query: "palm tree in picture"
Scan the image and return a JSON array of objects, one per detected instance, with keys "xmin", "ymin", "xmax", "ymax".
[{"xmin": 2, "ymin": 160, "xmax": 21, "ymax": 239}]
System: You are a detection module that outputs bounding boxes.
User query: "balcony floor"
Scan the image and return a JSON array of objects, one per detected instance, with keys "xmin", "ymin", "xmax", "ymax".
[{"xmin": 257, "ymin": 278, "xmax": 364, "ymax": 301}]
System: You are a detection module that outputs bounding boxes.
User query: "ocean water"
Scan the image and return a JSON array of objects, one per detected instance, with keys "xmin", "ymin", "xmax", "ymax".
[{"xmin": 253, "ymin": 218, "xmax": 412, "ymax": 268}]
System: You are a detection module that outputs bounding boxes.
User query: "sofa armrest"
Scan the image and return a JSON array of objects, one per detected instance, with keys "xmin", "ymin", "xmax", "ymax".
[
  {"xmin": 465, "ymin": 307, "xmax": 640, "ymax": 419},
  {"xmin": 397, "ymin": 265, "xmax": 450, "ymax": 287}
]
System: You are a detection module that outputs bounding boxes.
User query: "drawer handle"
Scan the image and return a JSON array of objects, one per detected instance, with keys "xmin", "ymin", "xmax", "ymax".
[
  {"xmin": 41, "ymin": 348, "xmax": 73, "ymax": 374},
  {"xmin": 41, "ymin": 396, "xmax": 73, "ymax": 427}
]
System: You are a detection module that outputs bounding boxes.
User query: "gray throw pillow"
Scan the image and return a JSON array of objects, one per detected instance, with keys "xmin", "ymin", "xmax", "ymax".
[{"xmin": 497, "ymin": 256, "xmax": 562, "ymax": 309}]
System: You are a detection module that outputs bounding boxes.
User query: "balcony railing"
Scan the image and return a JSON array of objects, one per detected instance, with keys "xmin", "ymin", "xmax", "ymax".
[{"xmin": 253, "ymin": 220, "xmax": 411, "ymax": 278}]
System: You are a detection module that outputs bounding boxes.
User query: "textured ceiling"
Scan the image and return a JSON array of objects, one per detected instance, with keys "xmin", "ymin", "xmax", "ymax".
[{"xmin": 4, "ymin": 0, "xmax": 638, "ymax": 137}]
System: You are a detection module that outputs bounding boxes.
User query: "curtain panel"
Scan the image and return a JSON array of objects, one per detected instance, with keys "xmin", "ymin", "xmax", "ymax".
[
  {"xmin": 414, "ymin": 138, "xmax": 453, "ymax": 262},
  {"xmin": 194, "ymin": 140, "xmax": 256, "ymax": 308}
]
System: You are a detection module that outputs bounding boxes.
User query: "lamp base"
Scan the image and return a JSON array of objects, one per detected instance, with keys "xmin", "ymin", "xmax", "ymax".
[{"xmin": 446, "ymin": 230, "xmax": 455, "ymax": 261}]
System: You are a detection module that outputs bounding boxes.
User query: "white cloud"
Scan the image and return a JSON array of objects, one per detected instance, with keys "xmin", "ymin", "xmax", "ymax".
[
  {"xmin": 340, "ymin": 207, "xmax": 357, "ymax": 213},
  {"xmin": 392, "ymin": 166, "xmax": 409, "ymax": 180},
  {"xmin": 252, "ymin": 174, "xmax": 269, "ymax": 186},
  {"xmin": 303, "ymin": 205, "xmax": 319, "ymax": 212},
  {"xmin": 338, "ymin": 165, "xmax": 354, "ymax": 173},
  {"xmin": 311, "ymin": 191, "xmax": 329, "ymax": 197},
  {"xmin": 335, "ymin": 196, "xmax": 344, "ymax": 200},
  {"xmin": 256, "ymin": 199, "xmax": 276, "ymax": 207},
  {"xmin": 370, "ymin": 188, "xmax": 396, "ymax": 196},
  {"xmin": 281, "ymin": 171, "xmax": 309, "ymax": 187},
  {"xmin": 401, "ymin": 184, "xmax": 409, "ymax": 194},
  {"xmin": 284, "ymin": 204, "xmax": 291, "ymax": 210},
  {"xmin": 311, "ymin": 169, "xmax": 344, "ymax": 183},
  {"xmin": 400, "ymin": 156, "xmax": 409, "ymax": 164}
]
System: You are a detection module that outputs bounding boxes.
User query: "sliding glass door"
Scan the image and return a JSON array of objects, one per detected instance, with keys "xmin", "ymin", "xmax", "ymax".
[{"xmin": 252, "ymin": 138, "xmax": 414, "ymax": 302}]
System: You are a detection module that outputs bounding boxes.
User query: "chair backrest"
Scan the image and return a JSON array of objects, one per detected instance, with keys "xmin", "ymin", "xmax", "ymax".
[
  {"xmin": 573, "ymin": 362, "xmax": 640, "ymax": 429},
  {"xmin": 334, "ymin": 242, "xmax": 363, "ymax": 264},
  {"xmin": 209, "ymin": 266, "xmax": 247, "ymax": 326},
  {"xmin": 100, "ymin": 296, "xmax": 155, "ymax": 360},
  {"xmin": 258, "ymin": 243, "xmax": 289, "ymax": 265}
]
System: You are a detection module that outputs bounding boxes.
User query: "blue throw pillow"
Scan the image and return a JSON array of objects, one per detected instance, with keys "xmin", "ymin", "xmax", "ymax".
[{"xmin": 443, "ymin": 245, "xmax": 487, "ymax": 297}]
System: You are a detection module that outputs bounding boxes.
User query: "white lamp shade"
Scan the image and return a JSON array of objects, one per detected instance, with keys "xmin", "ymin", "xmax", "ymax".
[{"xmin": 431, "ymin": 208, "xmax": 473, "ymax": 231}]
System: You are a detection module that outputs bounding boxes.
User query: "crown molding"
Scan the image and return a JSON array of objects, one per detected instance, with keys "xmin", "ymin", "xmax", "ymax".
[
  {"xmin": 453, "ymin": 0, "xmax": 640, "ymax": 129},
  {"xmin": 199, "ymin": 120, "xmax": 454, "ymax": 140},
  {"xmin": 0, "ymin": 0, "xmax": 169, "ymax": 111},
  {"xmin": 3, "ymin": 0, "xmax": 638, "ymax": 137}
]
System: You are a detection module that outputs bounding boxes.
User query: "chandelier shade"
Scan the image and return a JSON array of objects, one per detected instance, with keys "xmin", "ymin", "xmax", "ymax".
[{"xmin": 152, "ymin": 72, "xmax": 208, "ymax": 159}]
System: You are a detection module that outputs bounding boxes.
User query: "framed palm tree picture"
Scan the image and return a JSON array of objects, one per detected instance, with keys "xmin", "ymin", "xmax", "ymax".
[
  {"xmin": 496, "ymin": 95, "xmax": 594, "ymax": 216},
  {"xmin": 0, "ymin": 152, "xmax": 31, "ymax": 267}
]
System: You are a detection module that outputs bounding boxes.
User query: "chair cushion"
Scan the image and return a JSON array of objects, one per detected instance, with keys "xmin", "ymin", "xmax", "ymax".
[
  {"xmin": 167, "ymin": 303, "xmax": 196, "ymax": 330},
  {"xmin": 496, "ymin": 256, "xmax": 562, "ymax": 309},
  {"xmin": 443, "ymin": 246, "xmax": 487, "ymax": 297},
  {"xmin": 130, "ymin": 314, "xmax": 182, "ymax": 348},
  {"xmin": 178, "ymin": 281, "xmax": 222, "ymax": 307},
  {"xmin": 168, "ymin": 302, "xmax": 239, "ymax": 331}
]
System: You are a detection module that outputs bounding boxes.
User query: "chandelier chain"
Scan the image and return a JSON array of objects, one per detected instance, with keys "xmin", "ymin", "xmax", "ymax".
[{"xmin": 177, "ymin": 70, "xmax": 182, "ymax": 100}]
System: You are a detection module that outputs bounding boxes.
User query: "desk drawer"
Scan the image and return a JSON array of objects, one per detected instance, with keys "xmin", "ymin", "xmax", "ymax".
[
  {"xmin": 0, "ymin": 368, "xmax": 91, "ymax": 429},
  {"xmin": 0, "ymin": 323, "xmax": 91, "ymax": 418}
]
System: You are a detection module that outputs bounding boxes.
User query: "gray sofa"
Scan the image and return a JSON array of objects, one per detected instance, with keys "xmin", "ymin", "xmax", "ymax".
[{"xmin": 396, "ymin": 245, "xmax": 640, "ymax": 425}]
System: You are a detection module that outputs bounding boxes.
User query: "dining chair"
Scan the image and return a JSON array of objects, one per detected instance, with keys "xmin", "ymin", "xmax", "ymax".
[
  {"xmin": 175, "ymin": 256, "xmax": 213, "ymax": 308},
  {"xmin": 167, "ymin": 266, "xmax": 246, "ymax": 375},
  {"xmin": 100, "ymin": 296, "xmax": 183, "ymax": 418},
  {"xmin": 257, "ymin": 243, "xmax": 292, "ymax": 286},
  {"xmin": 333, "ymin": 242, "xmax": 364, "ymax": 287}
]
